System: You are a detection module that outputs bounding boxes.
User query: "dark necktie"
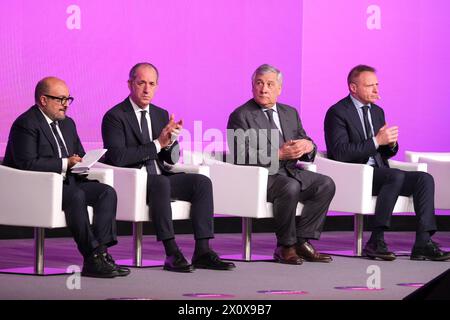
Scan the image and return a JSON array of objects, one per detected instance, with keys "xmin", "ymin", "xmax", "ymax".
[
  {"xmin": 361, "ymin": 106, "xmax": 373, "ymax": 139},
  {"xmin": 140, "ymin": 110, "xmax": 157, "ymax": 174},
  {"xmin": 50, "ymin": 121, "xmax": 69, "ymax": 158},
  {"xmin": 362, "ymin": 106, "xmax": 384, "ymax": 167},
  {"xmin": 265, "ymin": 109, "xmax": 285, "ymax": 147}
]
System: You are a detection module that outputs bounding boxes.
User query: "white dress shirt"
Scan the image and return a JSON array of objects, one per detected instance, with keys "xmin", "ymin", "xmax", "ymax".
[
  {"xmin": 349, "ymin": 95, "xmax": 379, "ymax": 166},
  {"xmin": 129, "ymin": 97, "xmax": 163, "ymax": 174}
]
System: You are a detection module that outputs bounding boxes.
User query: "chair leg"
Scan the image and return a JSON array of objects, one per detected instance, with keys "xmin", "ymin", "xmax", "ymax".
[
  {"xmin": 116, "ymin": 221, "xmax": 162, "ymax": 268},
  {"xmin": 133, "ymin": 222, "xmax": 143, "ymax": 267},
  {"xmin": 354, "ymin": 214, "xmax": 364, "ymax": 256},
  {"xmin": 220, "ymin": 217, "xmax": 272, "ymax": 262},
  {"xmin": 34, "ymin": 227, "xmax": 45, "ymax": 275},
  {"xmin": 242, "ymin": 217, "xmax": 252, "ymax": 261},
  {"xmin": 0, "ymin": 227, "xmax": 69, "ymax": 276}
]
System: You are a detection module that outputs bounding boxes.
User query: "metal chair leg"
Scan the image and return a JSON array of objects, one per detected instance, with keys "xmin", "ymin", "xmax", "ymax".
[
  {"xmin": 34, "ymin": 227, "xmax": 45, "ymax": 275},
  {"xmin": 242, "ymin": 217, "xmax": 252, "ymax": 261},
  {"xmin": 354, "ymin": 214, "xmax": 364, "ymax": 256},
  {"xmin": 0, "ymin": 227, "xmax": 69, "ymax": 276},
  {"xmin": 116, "ymin": 221, "xmax": 162, "ymax": 268},
  {"xmin": 133, "ymin": 222, "xmax": 143, "ymax": 267}
]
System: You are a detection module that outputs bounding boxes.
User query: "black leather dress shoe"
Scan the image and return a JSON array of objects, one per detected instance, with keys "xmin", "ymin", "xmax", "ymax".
[
  {"xmin": 192, "ymin": 251, "xmax": 236, "ymax": 270},
  {"xmin": 81, "ymin": 253, "xmax": 118, "ymax": 278},
  {"xmin": 362, "ymin": 240, "xmax": 396, "ymax": 261},
  {"xmin": 273, "ymin": 246, "xmax": 303, "ymax": 265},
  {"xmin": 104, "ymin": 253, "xmax": 131, "ymax": 277},
  {"xmin": 411, "ymin": 240, "xmax": 450, "ymax": 261},
  {"xmin": 164, "ymin": 251, "xmax": 194, "ymax": 273},
  {"xmin": 296, "ymin": 242, "xmax": 332, "ymax": 263}
]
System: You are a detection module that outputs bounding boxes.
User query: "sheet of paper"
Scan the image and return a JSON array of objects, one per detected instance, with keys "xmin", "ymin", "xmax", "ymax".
[{"xmin": 71, "ymin": 148, "xmax": 107, "ymax": 173}]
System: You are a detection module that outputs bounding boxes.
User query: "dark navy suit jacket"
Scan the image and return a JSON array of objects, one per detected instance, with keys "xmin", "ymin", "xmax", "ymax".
[
  {"xmin": 324, "ymin": 95, "xmax": 398, "ymax": 167},
  {"xmin": 3, "ymin": 105, "xmax": 85, "ymax": 173}
]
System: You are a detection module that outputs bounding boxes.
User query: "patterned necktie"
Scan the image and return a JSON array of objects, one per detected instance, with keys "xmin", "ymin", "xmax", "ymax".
[
  {"xmin": 140, "ymin": 110, "xmax": 157, "ymax": 174},
  {"xmin": 265, "ymin": 109, "xmax": 284, "ymax": 147},
  {"xmin": 361, "ymin": 106, "xmax": 373, "ymax": 139},
  {"xmin": 362, "ymin": 106, "xmax": 384, "ymax": 167},
  {"xmin": 50, "ymin": 121, "xmax": 69, "ymax": 158}
]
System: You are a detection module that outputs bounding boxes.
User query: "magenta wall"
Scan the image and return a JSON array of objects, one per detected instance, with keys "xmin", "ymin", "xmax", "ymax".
[
  {"xmin": 0, "ymin": 0, "xmax": 302, "ymax": 153},
  {"xmin": 301, "ymin": 0, "xmax": 450, "ymax": 158},
  {"xmin": 1, "ymin": 1, "xmax": 449, "ymax": 157}
]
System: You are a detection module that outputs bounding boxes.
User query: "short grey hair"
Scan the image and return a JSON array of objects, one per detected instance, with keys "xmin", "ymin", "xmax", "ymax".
[
  {"xmin": 251, "ymin": 64, "xmax": 283, "ymax": 85},
  {"xmin": 128, "ymin": 62, "xmax": 159, "ymax": 83}
]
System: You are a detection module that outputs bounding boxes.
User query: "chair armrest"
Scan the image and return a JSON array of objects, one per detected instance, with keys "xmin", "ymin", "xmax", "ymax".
[
  {"xmin": 209, "ymin": 163, "xmax": 268, "ymax": 217},
  {"xmin": 182, "ymin": 150, "xmax": 226, "ymax": 166},
  {"xmin": 86, "ymin": 168, "xmax": 114, "ymax": 187},
  {"xmin": 418, "ymin": 157, "xmax": 450, "ymax": 209},
  {"xmin": 405, "ymin": 151, "xmax": 450, "ymax": 162},
  {"xmin": 0, "ymin": 165, "xmax": 63, "ymax": 227},
  {"xmin": 388, "ymin": 159, "xmax": 427, "ymax": 172},
  {"xmin": 314, "ymin": 157, "xmax": 374, "ymax": 213},
  {"xmin": 93, "ymin": 163, "xmax": 148, "ymax": 221},
  {"xmin": 168, "ymin": 163, "xmax": 210, "ymax": 177}
]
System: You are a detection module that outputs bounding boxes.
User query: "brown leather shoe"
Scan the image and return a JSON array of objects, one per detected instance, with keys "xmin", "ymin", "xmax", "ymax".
[
  {"xmin": 273, "ymin": 246, "xmax": 303, "ymax": 265},
  {"xmin": 296, "ymin": 242, "xmax": 332, "ymax": 263}
]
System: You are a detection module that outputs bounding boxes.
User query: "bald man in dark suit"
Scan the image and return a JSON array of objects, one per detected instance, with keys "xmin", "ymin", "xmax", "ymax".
[{"xmin": 3, "ymin": 77, "xmax": 130, "ymax": 277}]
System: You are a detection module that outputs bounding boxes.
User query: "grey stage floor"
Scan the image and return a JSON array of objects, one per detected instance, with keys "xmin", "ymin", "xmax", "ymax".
[{"xmin": 0, "ymin": 231, "xmax": 449, "ymax": 300}]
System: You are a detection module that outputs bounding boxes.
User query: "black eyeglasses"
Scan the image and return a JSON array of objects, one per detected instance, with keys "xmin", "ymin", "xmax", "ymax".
[{"xmin": 44, "ymin": 94, "xmax": 75, "ymax": 106}]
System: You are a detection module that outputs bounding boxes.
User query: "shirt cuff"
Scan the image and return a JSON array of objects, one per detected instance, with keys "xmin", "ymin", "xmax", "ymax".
[
  {"xmin": 372, "ymin": 137, "xmax": 379, "ymax": 149},
  {"xmin": 153, "ymin": 139, "xmax": 162, "ymax": 153},
  {"xmin": 62, "ymin": 158, "xmax": 68, "ymax": 175}
]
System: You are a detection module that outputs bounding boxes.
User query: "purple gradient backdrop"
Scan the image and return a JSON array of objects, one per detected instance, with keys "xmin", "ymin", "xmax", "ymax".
[
  {"xmin": 1, "ymin": 1, "xmax": 449, "ymax": 157},
  {"xmin": 301, "ymin": 0, "xmax": 450, "ymax": 158},
  {"xmin": 0, "ymin": 0, "xmax": 302, "ymax": 153}
]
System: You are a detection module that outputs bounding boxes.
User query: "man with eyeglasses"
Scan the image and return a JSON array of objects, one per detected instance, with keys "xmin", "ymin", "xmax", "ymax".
[{"xmin": 3, "ymin": 76, "xmax": 131, "ymax": 278}]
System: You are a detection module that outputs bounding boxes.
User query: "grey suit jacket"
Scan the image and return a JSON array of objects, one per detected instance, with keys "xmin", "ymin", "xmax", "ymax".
[{"xmin": 227, "ymin": 99, "xmax": 317, "ymax": 190}]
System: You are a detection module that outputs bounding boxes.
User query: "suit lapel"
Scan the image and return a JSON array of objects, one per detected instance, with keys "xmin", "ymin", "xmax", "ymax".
[
  {"xmin": 369, "ymin": 106, "xmax": 382, "ymax": 134},
  {"xmin": 276, "ymin": 104, "xmax": 291, "ymax": 141},
  {"xmin": 250, "ymin": 103, "xmax": 273, "ymax": 146},
  {"xmin": 149, "ymin": 104, "xmax": 163, "ymax": 140},
  {"xmin": 123, "ymin": 99, "xmax": 145, "ymax": 144},
  {"xmin": 344, "ymin": 96, "xmax": 366, "ymax": 141},
  {"xmin": 32, "ymin": 106, "xmax": 59, "ymax": 156},
  {"xmin": 58, "ymin": 120, "xmax": 73, "ymax": 155}
]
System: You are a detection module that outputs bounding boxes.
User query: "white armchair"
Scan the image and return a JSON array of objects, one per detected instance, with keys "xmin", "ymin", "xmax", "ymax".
[
  {"xmin": 0, "ymin": 163, "xmax": 113, "ymax": 275},
  {"xmin": 405, "ymin": 151, "xmax": 450, "ymax": 210},
  {"xmin": 188, "ymin": 151, "xmax": 315, "ymax": 261},
  {"xmin": 93, "ymin": 161, "xmax": 210, "ymax": 267},
  {"xmin": 313, "ymin": 152, "xmax": 427, "ymax": 256}
]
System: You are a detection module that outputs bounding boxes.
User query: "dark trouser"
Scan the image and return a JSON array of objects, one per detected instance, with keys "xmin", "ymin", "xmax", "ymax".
[
  {"xmin": 146, "ymin": 173, "xmax": 214, "ymax": 241},
  {"xmin": 62, "ymin": 176, "xmax": 118, "ymax": 258},
  {"xmin": 372, "ymin": 167, "xmax": 437, "ymax": 234},
  {"xmin": 267, "ymin": 172, "xmax": 336, "ymax": 246}
]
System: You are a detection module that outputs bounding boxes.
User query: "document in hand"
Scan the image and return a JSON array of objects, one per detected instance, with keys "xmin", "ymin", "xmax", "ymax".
[{"xmin": 71, "ymin": 149, "xmax": 107, "ymax": 174}]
